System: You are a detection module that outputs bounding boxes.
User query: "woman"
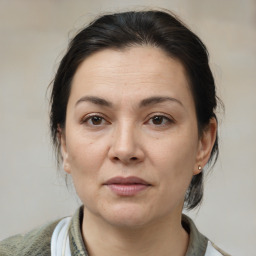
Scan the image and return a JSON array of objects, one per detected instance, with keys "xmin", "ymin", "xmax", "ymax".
[{"xmin": 0, "ymin": 10, "xmax": 230, "ymax": 256}]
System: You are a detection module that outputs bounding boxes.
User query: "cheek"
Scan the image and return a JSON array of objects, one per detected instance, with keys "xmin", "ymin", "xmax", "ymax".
[
  {"xmin": 67, "ymin": 147, "xmax": 101, "ymax": 208},
  {"xmin": 150, "ymin": 133, "xmax": 198, "ymax": 170},
  {"xmin": 148, "ymin": 133, "xmax": 198, "ymax": 191},
  {"xmin": 67, "ymin": 131, "xmax": 107, "ymax": 166},
  {"xmin": 65, "ymin": 136, "xmax": 108, "ymax": 191}
]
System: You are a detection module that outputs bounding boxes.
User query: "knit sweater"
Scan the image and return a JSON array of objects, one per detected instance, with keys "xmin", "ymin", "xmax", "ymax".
[{"xmin": 0, "ymin": 206, "xmax": 229, "ymax": 256}]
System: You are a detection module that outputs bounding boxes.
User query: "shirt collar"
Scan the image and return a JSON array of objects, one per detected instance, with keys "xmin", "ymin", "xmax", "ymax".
[{"xmin": 182, "ymin": 214, "xmax": 208, "ymax": 256}]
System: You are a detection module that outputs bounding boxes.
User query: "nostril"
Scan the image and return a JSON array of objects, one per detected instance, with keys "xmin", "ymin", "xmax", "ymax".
[{"xmin": 111, "ymin": 156, "xmax": 139, "ymax": 163}]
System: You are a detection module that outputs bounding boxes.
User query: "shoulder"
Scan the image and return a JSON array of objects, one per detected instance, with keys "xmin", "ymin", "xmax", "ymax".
[
  {"xmin": 182, "ymin": 214, "xmax": 230, "ymax": 256},
  {"xmin": 0, "ymin": 219, "xmax": 60, "ymax": 256},
  {"xmin": 207, "ymin": 241, "xmax": 231, "ymax": 256}
]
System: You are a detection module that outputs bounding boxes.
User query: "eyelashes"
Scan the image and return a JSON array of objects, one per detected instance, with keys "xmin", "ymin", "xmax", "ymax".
[
  {"xmin": 146, "ymin": 115, "xmax": 174, "ymax": 126},
  {"xmin": 81, "ymin": 114, "xmax": 109, "ymax": 126},
  {"xmin": 81, "ymin": 113, "xmax": 175, "ymax": 128}
]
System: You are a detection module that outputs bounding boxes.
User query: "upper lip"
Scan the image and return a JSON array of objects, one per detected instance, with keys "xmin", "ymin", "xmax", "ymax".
[{"xmin": 103, "ymin": 176, "xmax": 151, "ymax": 185}]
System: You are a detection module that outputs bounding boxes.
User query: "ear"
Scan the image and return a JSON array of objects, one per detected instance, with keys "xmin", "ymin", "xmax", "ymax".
[
  {"xmin": 58, "ymin": 126, "xmax": 71, "ymax": 174},
  {"xmin": 193, "ymin": 118, "xmax": 217, "ymax": 175}
]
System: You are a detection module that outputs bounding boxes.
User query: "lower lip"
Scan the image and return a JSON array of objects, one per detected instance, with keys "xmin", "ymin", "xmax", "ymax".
[{"xmin": 106, "ymin": 184, "xmax": 150, "ymax": 196}]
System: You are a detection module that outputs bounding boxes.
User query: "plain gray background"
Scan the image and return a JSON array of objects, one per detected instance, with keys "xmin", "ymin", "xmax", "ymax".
[{"xmin": 0, "ymin": 1, "xmax": 256, "ymax": 255}]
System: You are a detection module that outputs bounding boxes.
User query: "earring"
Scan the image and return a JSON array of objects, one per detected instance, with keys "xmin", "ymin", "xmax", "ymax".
[{"xmin": 198, "ymin": 165, "xmax": 202, "ymax": 170}]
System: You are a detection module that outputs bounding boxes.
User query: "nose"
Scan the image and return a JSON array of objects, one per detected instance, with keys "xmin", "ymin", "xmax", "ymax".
[{"xmin": 108, "ymin": 122, "xmax": 145, "ymax": 165}]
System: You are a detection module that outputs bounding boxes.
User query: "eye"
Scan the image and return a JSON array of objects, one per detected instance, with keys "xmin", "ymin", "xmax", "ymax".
[
  {"xmin": 148, "ymin": 115, "xmax": 173, "ymax": 126},
  {"xmin": 90, "ymin": 116, "xmax": 104, "ymax": 125},
  {"xmin": 82, "ymin": 115, "xmax": 108, "ymax": 126}
]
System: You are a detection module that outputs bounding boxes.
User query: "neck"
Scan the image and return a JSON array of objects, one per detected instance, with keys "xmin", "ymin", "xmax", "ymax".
[{"xmin": 82, "ymin": 209, "xmax": 189, "ymax": 256}]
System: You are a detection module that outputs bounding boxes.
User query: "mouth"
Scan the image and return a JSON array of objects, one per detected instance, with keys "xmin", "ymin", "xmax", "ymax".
[{"xmin": 103, "ymin": 176, "xmax": 151, "ymax": 196}]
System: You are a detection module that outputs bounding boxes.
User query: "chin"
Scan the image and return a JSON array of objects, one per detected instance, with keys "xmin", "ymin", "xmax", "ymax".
[
  {"xmin": 99, "ymin": 203, "xmax": 155, "ymax": 229},
  {"xmin": 106, "ymin": 215, "xmax": 150, "ymax": 229}
]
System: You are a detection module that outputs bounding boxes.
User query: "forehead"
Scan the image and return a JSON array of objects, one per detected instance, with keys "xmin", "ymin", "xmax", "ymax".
[{"xmin": 69, "ymin": 46, "xmax": 193, "ymax": 106}]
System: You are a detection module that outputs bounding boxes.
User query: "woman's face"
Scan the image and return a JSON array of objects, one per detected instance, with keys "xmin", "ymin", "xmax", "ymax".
[{"xmin": 61, "ymin": 46, "xmax": 214, "ymax": 228}]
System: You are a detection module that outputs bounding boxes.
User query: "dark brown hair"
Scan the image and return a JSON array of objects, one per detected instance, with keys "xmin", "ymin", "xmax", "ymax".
[{"xmin": 50, "ymin": 10, "xmax": 220, "ymax": 210}]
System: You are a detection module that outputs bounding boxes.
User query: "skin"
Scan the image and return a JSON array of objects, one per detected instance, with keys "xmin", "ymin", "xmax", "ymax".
[{"xmin": 60, "ymin": 46, "xmax": 217, "ymax": 256}]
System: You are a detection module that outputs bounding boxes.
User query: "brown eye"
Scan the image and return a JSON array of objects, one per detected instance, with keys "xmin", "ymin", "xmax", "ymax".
[
  {"xmin": 82, "ymin": 115, "xmax": 107, "ymax": 126},
  {"xmin": 90, "ymin": 116, "xmax": 103, "ymax": 125},
  {"xmin": 148, "ymin": 115, "xmax": 173, "ymax": 126},
  {"xmin": 152, "ymin": 116, "xmax": 165, "ymax": 125}
]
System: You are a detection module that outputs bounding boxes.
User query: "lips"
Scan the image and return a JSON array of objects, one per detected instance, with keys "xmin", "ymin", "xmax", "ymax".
[
  {"xmin": 103, "ymin": 176, "xmax": 151, "ymax": 196},
  {"xmin": 104, "ymin": 176, "xmax": 150, "ymax": 185}
]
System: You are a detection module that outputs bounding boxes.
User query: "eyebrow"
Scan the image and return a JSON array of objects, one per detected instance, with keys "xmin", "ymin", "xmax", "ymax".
[
  {"xmin": 75, "ymin": 96, "xmax": 183, "ymax": 108},
  {"xmin": 76, "ymin": 96, "xmax": 113, "ymax": 107},
  {"xmin": 139, "ymin": 96, "xmax": 183, "ymax": 108}
]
